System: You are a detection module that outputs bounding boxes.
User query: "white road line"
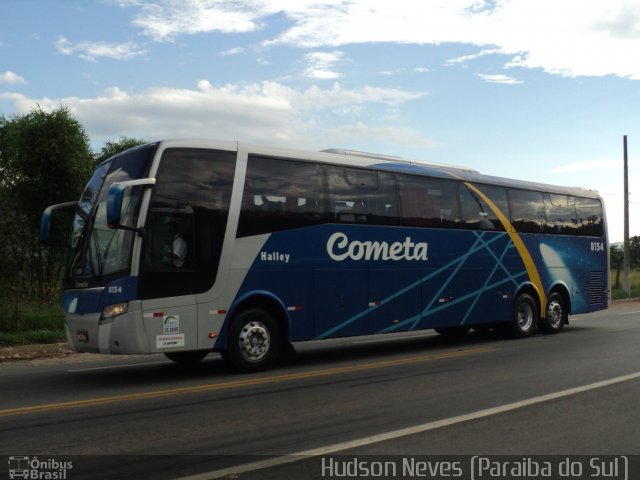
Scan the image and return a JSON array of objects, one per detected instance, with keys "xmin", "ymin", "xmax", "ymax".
[
  {"xmin": 175, "ymin": 370, "xmax": 640, "ymax": 480},
  {"xmin": 618, "ymin": 310, "xmax": 640, "ymax": 316}
]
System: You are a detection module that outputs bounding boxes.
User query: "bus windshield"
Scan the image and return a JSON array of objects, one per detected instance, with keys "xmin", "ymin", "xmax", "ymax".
[{"xmin": 68, "ymin": 144, "xmax": 157, "ymax": 281}]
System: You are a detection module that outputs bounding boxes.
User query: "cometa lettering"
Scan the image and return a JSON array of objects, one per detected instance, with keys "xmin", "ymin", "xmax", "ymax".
[{"xmin": 327, "ymin": 232, "xmax": 428, "ymax": 262}]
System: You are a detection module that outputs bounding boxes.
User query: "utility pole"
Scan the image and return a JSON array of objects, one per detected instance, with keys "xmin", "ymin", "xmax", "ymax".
[{"xmin": 623, "ymin": 135, "xmax": 630, "ymax": 296}]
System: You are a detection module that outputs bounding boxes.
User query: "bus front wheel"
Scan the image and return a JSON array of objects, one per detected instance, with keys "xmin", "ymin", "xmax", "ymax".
[
  {"xmin": 509, "ymin": 293, "xmax": 538, "ymax": 338},
  {"xmin": 223, "ymin": 308, "xmax": 280, "ymax": 373}
]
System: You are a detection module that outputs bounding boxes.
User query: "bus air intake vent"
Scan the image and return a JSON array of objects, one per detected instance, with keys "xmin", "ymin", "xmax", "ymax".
[{"xmin": 587, "ymin": 271, "xmax": 605, "ymax": 305}]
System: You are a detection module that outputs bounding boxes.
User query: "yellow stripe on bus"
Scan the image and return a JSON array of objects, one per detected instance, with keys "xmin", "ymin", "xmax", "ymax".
[{"xmin": 463, "ymin": 182, "xmax": 546, "ymax": 317}]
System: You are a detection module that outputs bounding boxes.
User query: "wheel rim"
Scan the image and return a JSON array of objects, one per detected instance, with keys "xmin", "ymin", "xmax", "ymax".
[
  {"xmin": 547, "ymin": 299, "xmax": 563, "ymax": 328},
  {"xmin": 516, "ymin": 302, "xmax": 534, "ymax": 331},
  {"xmin": 238, "ymin": 321, "xmax": 271, "ymax": 362}
]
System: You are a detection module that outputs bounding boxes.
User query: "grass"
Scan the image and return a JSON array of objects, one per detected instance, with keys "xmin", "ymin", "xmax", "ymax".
[
  {"xmin": 0, "ymin": 329, "xmax": 65, "ymax": 346},
  {"xmin": 0, "ymin": 301, "xmax": 66, "ymax": 345},
  {"xmin": 610, "ymin": 269, "xmax": 640, "ymax": 300}
]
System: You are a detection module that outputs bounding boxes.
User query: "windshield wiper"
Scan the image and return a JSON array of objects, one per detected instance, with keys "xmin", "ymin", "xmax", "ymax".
[
  {"xmin": 75, "ymin": 204, "xmax": 89, "ymax": 221},
  {"xmin": 91, "ymin": 230, "xmax": 104, "ymax": 276}
]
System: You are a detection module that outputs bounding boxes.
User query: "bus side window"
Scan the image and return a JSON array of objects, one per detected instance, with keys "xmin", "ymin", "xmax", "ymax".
[
  {"xmin": 458, "ymin": 183, "xmax": 508, "ymax": 231},
  {"xmin": 398, "ymin": 174, "xmax": 459, "ymax": 228},
  {"xmin": 327, "ymin": 167, "xmax": 399, "ymax": 225},
  {"xmin": 575, "ymin": 196, "xmax": 604, "ymax": 237},
  {"xmin": 544, "ymin": 193, "xmax": 578, "ymax": 235},
  {"xmin": 237, "ymin": 156, "xmax": 326, "ymax": 237},
  {"xmin": 144, "ymin": 209, "xmax": 193, "ymax": 271},
  {"xmin": 140, "ymin": 148, "xmax": 236, "ymax": 299},
  {"xmin": 509, "ymin": 189, "xmax": 545, "ymax": 233},
  {"xmin": 459, "ymin": 184, "xmax": 495, "ymax": 230}
]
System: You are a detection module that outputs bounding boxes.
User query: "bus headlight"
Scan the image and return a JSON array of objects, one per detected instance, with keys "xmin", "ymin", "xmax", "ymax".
[{"xmin": 100, "ymin": 302, "xmax": 129, "ymax": 324}]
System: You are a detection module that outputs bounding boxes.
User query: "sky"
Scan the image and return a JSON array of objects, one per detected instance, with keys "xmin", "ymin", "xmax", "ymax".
[{"xmin": 1, "ymin": 0, "xmax": 639, "ymax": 242}]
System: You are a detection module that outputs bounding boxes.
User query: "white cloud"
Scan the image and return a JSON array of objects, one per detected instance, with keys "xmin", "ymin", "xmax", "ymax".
[
  {"xmin": 296, "ymin": 82, "xmax": 425, "ymax": 110},
  {"xmin": 302, "ymin": 51, "xmax": 344, "ymax": 79},
  {"xmin": 110, "ymin": 0, "xmax": 144, "ymax": 6},
  {"xmin": 447, "ymin": 48, "xmax": 504, "ymax": 65},
  {"xmin": 270, "ymin": 0, "xmax": 640, "ymax": 79},
  {"xmin": 124, "ymin": 0, "xmax": 640, "ymax": 80},
  {"xmin": 55, "ymin": 36, "xmax": 146, "ymax": 62},
  {"xmin": 0, "ymin": 70, "xmax": 26, "ymax": 85},
  {"xmin": 0, "ymin": 81, "xmax": 427, "ymax": 148},
  {"xmin": 380, "ymin": 67, "xmax": 430, "ymax": 76},
  {"xmin": 476, "ymin": 73, "xmax": 522, "ymax": 84},
  {"xmin": 130, "ymin": 0, "xmax": 268, "ymax": 41},
  {"xmin": 219, "ymin": 47, "xmax": 245, "ymax": 56}
]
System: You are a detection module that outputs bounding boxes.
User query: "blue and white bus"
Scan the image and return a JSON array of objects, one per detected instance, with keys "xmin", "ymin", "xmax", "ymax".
[{"xmin": 41, "ymin": 140, "xmax": 609, "ymax": 372}]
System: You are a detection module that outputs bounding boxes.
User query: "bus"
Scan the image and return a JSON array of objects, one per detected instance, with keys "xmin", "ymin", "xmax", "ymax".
[{"xmin": 41, "ymin": 139, "xmax": 609, "ymax": 372}]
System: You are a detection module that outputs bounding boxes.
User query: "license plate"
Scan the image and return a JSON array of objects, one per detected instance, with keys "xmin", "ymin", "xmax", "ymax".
[{"xmin": 77, "ymin": 330, "xmax": 89, "ymax": 342}]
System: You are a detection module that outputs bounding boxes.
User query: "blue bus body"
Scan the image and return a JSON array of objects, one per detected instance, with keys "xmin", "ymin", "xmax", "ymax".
[
  {"xmin": 232, "ymin": 225, "xmax": 605, "ymax": 343},
  {"xmin": 41, "ymin": 140, "xmax": 609, "ymax": 372}
]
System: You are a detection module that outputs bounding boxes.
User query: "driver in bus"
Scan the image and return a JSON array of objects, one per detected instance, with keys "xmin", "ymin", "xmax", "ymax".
[{"xmin": 163, "ymin": 218, "xmax": 188, "ymax": 268}]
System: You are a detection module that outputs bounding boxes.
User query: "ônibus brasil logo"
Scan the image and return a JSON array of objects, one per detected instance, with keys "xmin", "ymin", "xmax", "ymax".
[
  {"xmin": 327, "ymin": 232, "xmax": 428, "ymax": 262},
  {"xmin": 8, "ymin": 456, "xmax": 73, "ymax": 479}
]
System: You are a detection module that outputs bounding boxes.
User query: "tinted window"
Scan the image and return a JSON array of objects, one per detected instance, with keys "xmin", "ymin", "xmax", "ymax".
[
  {"xmin": 544, "ymin": 194, "xmax": 578, "ymax": 235},
  {"xmin": 480, "ymin": 185, "xmax": 510, "ymax": 223},
  {"xmin": 140, "ymin": 148, "xmax": 236, "ymax": 299},
  {"xmin": 575, "ymin": 197, "xmax": 604, "ymax": 237},
  {"xmin": 237, "ymin": 157, "xmax": 326, "ymax": 237},
  {"xmin": 509, "ymin": 189, "xmax": 545, "ymax": 233},
  {"xmin": 459, "ymin": 184, "xmax": 505, "ymax": 231},
  {"xmin": 398, "ymin": 175, "xmax": 459, "ymax": 228},
  {"xmin": 327, "ymin": 167, "xmax": 399, "ymax": 225}
]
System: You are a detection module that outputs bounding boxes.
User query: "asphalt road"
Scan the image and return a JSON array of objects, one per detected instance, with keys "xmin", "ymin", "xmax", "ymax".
[{"xmin": 1, "ymin": 301, "xmax": 639, "ymax": 480}]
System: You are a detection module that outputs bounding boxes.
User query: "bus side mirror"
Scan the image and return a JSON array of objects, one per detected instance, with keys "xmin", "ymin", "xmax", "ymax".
[
  {"xmin": 106, "ymin": 184, "xmax": 125, "ymax": 229},
  {"xmin": 40, "ymin": 201, "xmax": 78, "ymax": 244},
  {"xmin": 106, "ymin": 178, "xmax": 156, "ymax": 229}
]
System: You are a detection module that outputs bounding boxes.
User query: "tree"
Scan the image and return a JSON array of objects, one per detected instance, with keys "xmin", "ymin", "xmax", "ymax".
[
  {"xmin": 94, "ymin": 136, "xmax": 145, "ymax": 165},
  {"xmin": 630, "ymin": 236, "xmax": 640, "ymax": 269},
  {"xmin": 0, "ymin": 106, "xmax": 93, "ymax": 306},
  {"xmin": 610, "ymin": 243, "xmax": 623, "ymax": 289}
]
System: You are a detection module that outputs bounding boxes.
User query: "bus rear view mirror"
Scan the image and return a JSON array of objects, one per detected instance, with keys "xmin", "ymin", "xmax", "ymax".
[
  {"xmin": 106, "ymin": 178, "xmax": 156, "ymax": 230},
  {"xmin": 40, "ymin": 201, "xmax": 78, "ymax": 245}
]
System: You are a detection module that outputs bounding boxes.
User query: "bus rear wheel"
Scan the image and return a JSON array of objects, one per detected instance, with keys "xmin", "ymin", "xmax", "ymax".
[
  {"xmin": 223, "ymin": 308, "xmax": 280, "ymax": 373},
  {"xmin": 508, "ymin": 293, "xmax": 538, "ymax": 338},
  {"xmin": 540, "ymin": 292, "xmax": 566, "ymax": 334}
]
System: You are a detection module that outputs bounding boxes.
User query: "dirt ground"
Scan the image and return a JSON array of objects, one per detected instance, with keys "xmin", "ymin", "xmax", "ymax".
[{"xmin": 0, "ymin": 342, "xmax": 78, "ymax": 363}]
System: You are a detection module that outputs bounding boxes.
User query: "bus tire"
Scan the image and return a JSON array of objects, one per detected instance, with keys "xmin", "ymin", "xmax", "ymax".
[
  {"xmin": 509, "ymin": 292, "xmax": 538, "ymax": 338},
  {"xmin": 223, "ymin": 308, "xmax": 280, "ymax": 373},
  {"xmin": 164, "ymin": 350, "xmax": 210, "ymax": 365},
  {"xmin": 540, "ymin": 292, "xmax": 566, "ymax": 334},
  {"xmin": 434, "ymin": 326, "xmax": 470, "ymax": 339}
]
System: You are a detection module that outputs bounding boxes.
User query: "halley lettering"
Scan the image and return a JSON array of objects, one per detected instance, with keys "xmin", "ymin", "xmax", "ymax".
[
  {"xmin": 260, "ymin": 251, "xmax": 290, "ymax": 263},
  {"xmin": 327, "ymin": 232, "xmax": 428, "ymax": 262}
]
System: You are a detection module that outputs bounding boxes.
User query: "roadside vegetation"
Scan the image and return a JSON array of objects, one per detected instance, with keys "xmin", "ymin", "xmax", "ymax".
[
  {"xmin": 610, "ymin": 269, "xmax": 640, "ymax": 300},
  {"xmin": 0, "ymin": 301, "xmax": 65, "ymax": 345},
  {"xmin": 0, "ymin": 106, "xmax": 143, "ymax": 345},
  {"xmin": 610, "ymin": 239, "xmax": 640, "ymax": 299}
]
